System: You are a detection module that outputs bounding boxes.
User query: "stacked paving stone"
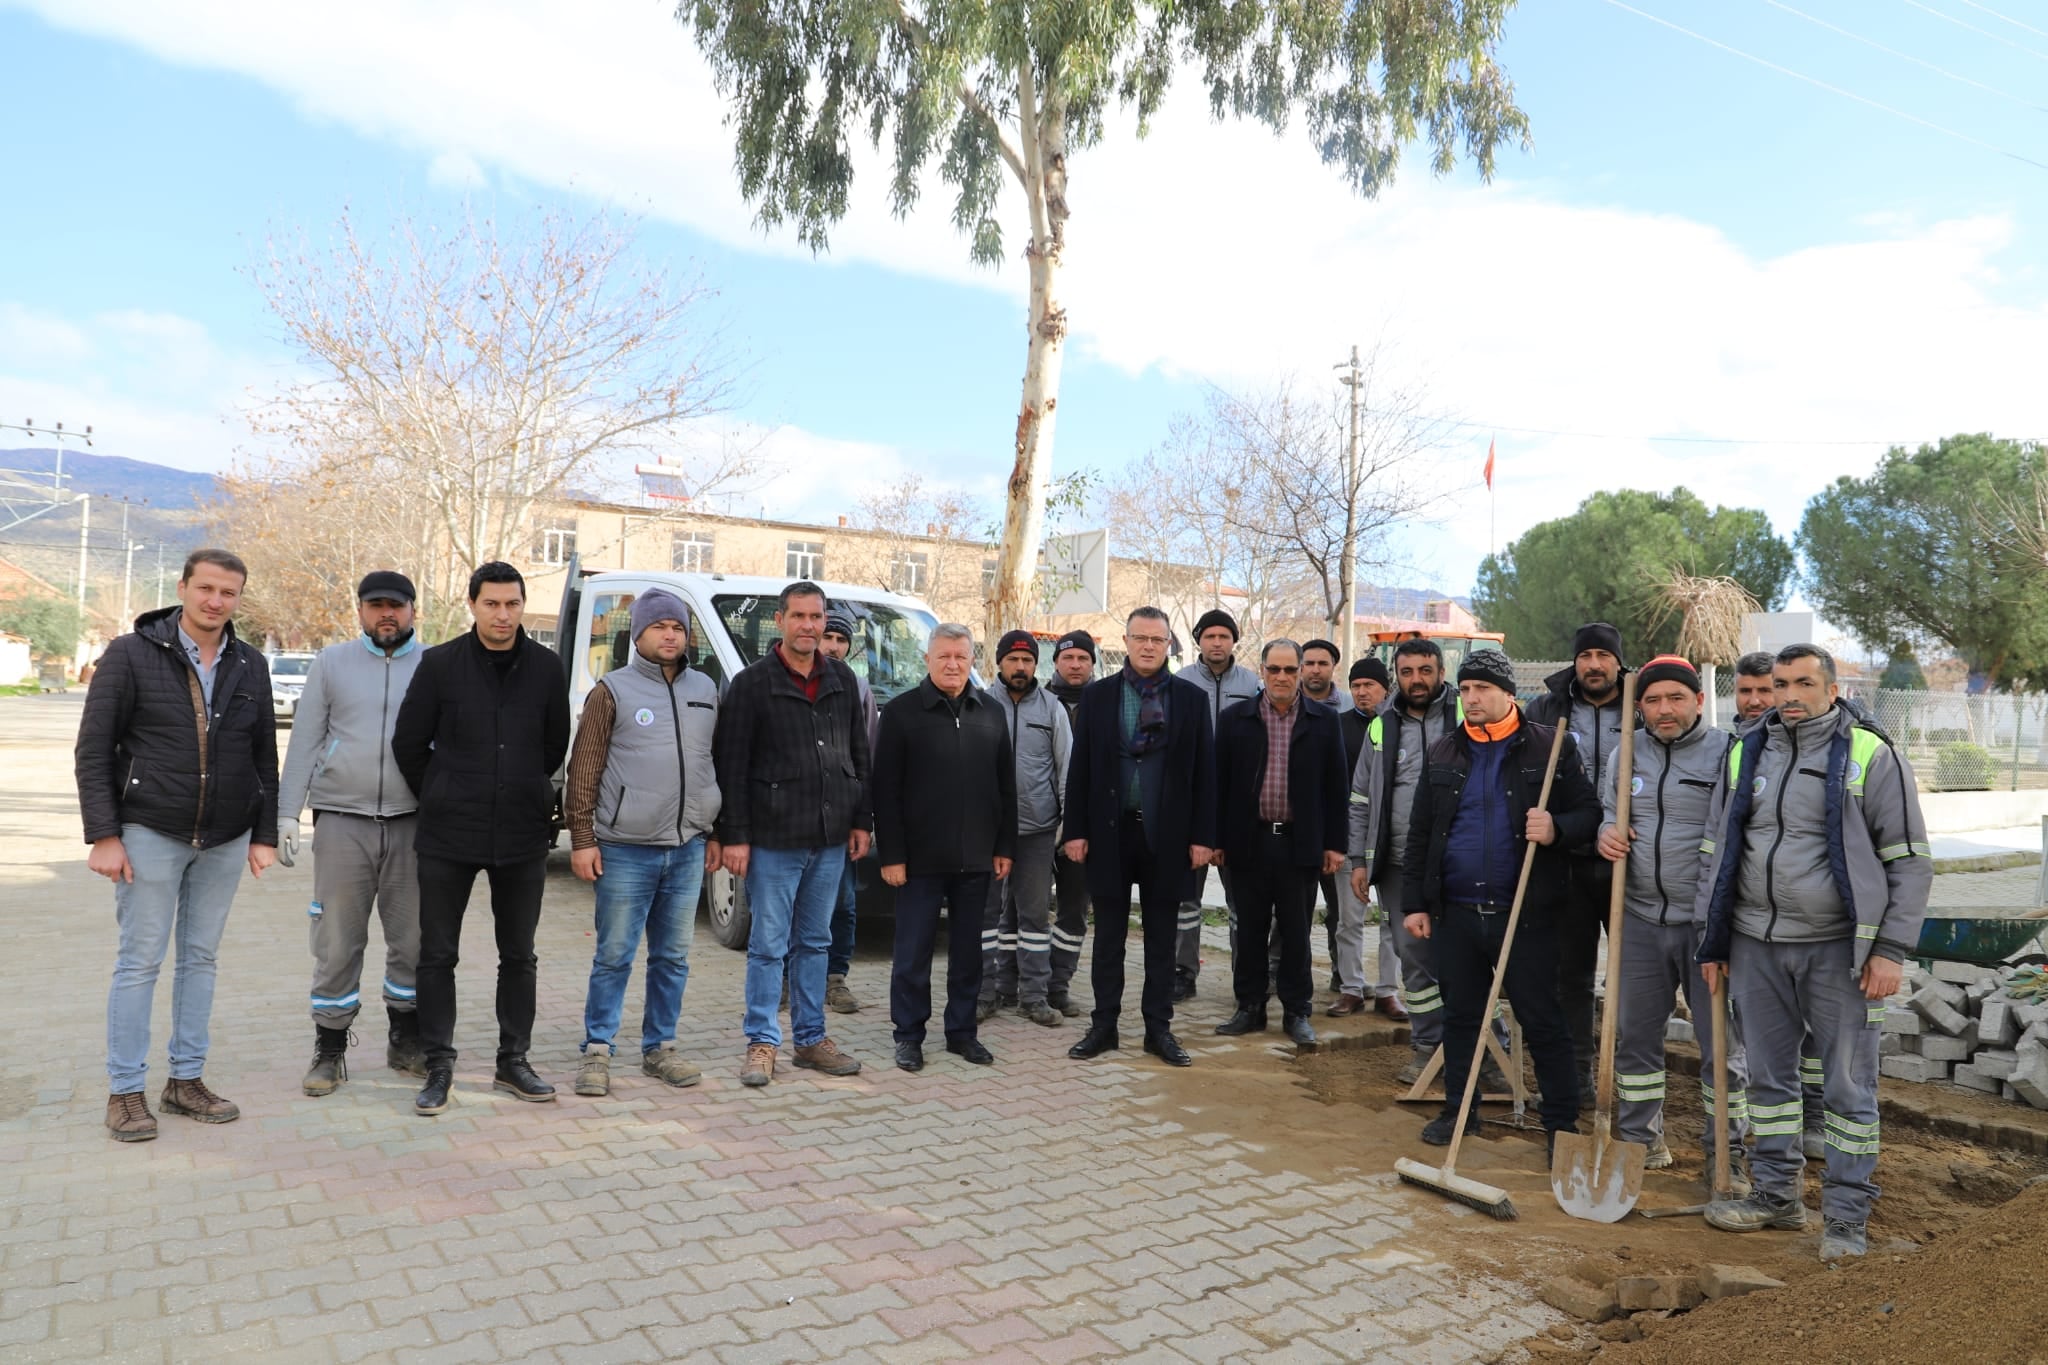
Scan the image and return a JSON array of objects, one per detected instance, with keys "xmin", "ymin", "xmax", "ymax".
[{"xmin": 1878, "ymin": 960, "xmax": 2048, "ymax": 1109}]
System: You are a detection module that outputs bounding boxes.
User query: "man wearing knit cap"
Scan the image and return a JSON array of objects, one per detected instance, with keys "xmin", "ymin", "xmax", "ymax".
[
  {"xmin": 1526, "ymin": 621, "xmax": 1630, "ymax": 1094},
  {"xmin": 807, "ymin": 611, "xmax": 879, "ymax": 1014},
  {"xmin": 279, "ymin": 569, "xmax": 427, "ymax": 1097},
  {"xmin": 1596, "ymin": 654, "xmax": 1749, "ymax": 1188},
  {"xmin": 1046, "ymin": 631, "xmax": 1096, "ymax": 1014},
  {"xmin": 1178, "ymin": 608, "xmax": 1261, "ymax": 999},
  {"xmin": 1402, "ymin": 647, "xmax": 1596, "ymax": 1148},
  {"xmin": 979, "ymin": 629, "xmax": 1073, "ymax": 1026},
  {"xmin": 1330, "ymin": 657, "xmax": 1403, "ymax": 1018},
  {"xmin": 563, "ymin": 588, "xmax": 722, "ymax": 1097}
]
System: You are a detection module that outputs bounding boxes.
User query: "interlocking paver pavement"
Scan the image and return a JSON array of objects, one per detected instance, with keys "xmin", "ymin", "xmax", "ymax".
[{"xmin": 0, "ymin": 694, "xmax": 1552, "ymax": 1363}]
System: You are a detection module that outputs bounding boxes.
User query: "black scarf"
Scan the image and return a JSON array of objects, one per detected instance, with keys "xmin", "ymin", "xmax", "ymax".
[{"xmin": 1122, "ymin": 662, "xmax": 1168, "ymax": 755}]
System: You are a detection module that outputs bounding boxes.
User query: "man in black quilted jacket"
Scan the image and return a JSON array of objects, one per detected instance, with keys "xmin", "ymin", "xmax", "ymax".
[{"xmin": 75, "ymin": 548, "xmax": 280, "ymax": 1143}]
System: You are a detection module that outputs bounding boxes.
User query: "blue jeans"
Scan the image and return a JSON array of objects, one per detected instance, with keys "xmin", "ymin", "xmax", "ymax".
[
  {"xmin": 583, "ymin": 837, "xmax": 705, "ymax": 1054},
  {"xmin": 106, "ymin": 824, "xmax": 249, "ymax": 1093},
  {"xmin": 744, "ymin": 845, "xmax": 844, "ymax": 1047},
  {"xmin": 788, "ymin": 858, "xmax": 860, "ymax": 980}
]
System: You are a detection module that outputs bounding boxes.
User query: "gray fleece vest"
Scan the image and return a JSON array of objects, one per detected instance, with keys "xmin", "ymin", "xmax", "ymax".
[
  {"xmin": 1732, "ymin": 710, "xmax": 1849, "ymax": 941},
  {"xmin": 592, "ymin": 654, "xmax": 721, "ymax": 846},
  {"xmin": 1604, "ymin": 717, "xmax": 1731, "ymax": 926}
]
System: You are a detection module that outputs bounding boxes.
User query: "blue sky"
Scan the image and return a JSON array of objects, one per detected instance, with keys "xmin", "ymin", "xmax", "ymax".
[{"xmin": 3, "ymin": 0, "xmax": 2045, "ymax": 615}]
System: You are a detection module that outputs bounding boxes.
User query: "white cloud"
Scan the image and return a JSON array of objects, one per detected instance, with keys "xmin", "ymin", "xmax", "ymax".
[
  {"xmin": 13, "ymin": 0, "xmax": 2048, "ymax": 596},
  {"xmin": 426, "ymin": 150, "xmax": 488, "ymax": 190}
]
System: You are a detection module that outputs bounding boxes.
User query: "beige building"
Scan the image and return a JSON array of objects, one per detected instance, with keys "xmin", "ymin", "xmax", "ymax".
[{"xmin": 518, "ymin": 496, "xmax": 1238, "ymax": 661}]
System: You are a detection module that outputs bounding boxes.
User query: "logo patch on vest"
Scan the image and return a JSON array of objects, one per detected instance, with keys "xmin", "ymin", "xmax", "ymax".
[
  {"xmin": 1630, "ymin": 775, "xmax": 1644, "ymax": 796},
  {"xmin": 1846, "ymin": 759, "xmax": 1863, "ymax": 783},
  {"xmin": 633, "ymin": 707, "xmax": 656, "ymax": 727},
  {"xmin": 1752, "ymin": 774, "xmax": 1768, "ymax": 796}
]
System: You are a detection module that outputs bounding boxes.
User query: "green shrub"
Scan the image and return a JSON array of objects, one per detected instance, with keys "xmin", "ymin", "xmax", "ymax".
[{"xmin": 1932, "ymin": 741, "xmax": 1996, "ymax": 791}]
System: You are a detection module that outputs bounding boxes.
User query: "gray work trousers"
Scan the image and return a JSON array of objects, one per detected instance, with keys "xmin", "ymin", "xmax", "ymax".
[
  {"xmin": 1729, "ymin": 935, "xmax": 1883, "ymax": 1223},
  {"xmin": 308, "ymin": 812, "xmax": 420, "ymax": 1027},
  {"xmin": 1175, "ymin": 865, "xmax": 1229, "ymax": 980},
  {"xmin": 1334, "ymin": 874, "xmax": 1402, "ymax": 998},
  {"xmin": 982, "ymin": 828, "xmax": 1059, "ymax": 1006},
  {"xmin": 1050, "ymin": 846, "xmax": 1090, "ymax": 998},
  {"xmin": 1613, "ymin": 917, "xmax": 1749, "ymax": 1150},
  {"xmin": 1379, "ymin": 875, "xmax": 1446, "ymax": 1051}
]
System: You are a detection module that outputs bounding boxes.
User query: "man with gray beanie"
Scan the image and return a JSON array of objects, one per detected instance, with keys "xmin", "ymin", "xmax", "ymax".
[
  {"xmin": 1525, "ymin": 621, "xmax": 1630, "ymax": 1093},
  {"xmin": 278, "ymin": 569, "xmax": 428, "ymax": 1097},
  {"xmin": 564, "ymin": 588, "xmax": 722, "ymax": 1096}
]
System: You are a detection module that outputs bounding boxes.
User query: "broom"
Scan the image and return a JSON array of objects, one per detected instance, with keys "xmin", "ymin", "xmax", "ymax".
[{"xmin": 1394, "ymin": 708, "xmax": 1571, "ymax": 1221}]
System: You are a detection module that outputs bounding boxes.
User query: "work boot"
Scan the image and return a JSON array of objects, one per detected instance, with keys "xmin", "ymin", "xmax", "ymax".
[
  {"xmin": 1727, "ymin": 1144, "xmax": 1754, "ymax": 1197},
  {"xmin": 1020, "ymin": 1000, "xmax": 1062, "ymax": 1027},
  {"xmin": 1046, "ymin": 989, "xmax": 1081, "ymax": 1018},
  {"xmin": 1396, "ymin": 1045, "xmax": 1432, "ymax": 1087},
  {"xmin": 105, "ymin": 1091, "xmax": 157, "ymax": 1143},
  {"xmin": 1173, "ymin": 974, "xmax": 1198, "ymax": 1003},
  {"xmin": 740, "ymin": 1043, "xmax": 776, "ymax": 1087},
  {"xmin": 1801, "ymin": 1127, "xmax": 1826, "ymax": 1161},
  {"xmin": 493, "ymin": 1056, "xmax": 557, "ymax": 1102},
  {"xmin": 302, "ymin": 1025, "xmax": 351, "ymax": 1097},
  {"xmin": 1820, "ymin": 1218, "xmax": 1868, "ymax": 1260},
  {"xmin": 1644, "ymin": 1137, "xmax": 1673, "ymax": 1169},
  {"xmin": 1476, "ymin": 1056, "xmax": 1511, "ymax": 1096},
  {"xmin": 825, "ymin": 974, "xmax": 861, "ymax": 1014},
  {"xmin": 641, "ymin": 1042, "xmax": 702, "ymax": 1088},
  {"xmin": 976, "ymin": 996, "xmax": 1000, "ymax": 1024},
  {"xmin": 1283, "ymin": 1014, "xmax": 1316, "ymax": 1047},
  {"xmin": 575, "ymin": 1043, "xmax": 612, "ymax": 1097},
  {"xmin": 1420, "ymin": 1110, "xmax": 1483, "ymax": 1146},
  {"xmin": 1704, "ymin": 1190, "xmax": 1807, "ymax": 1233},
  {"xmin": 160, "ymin": 1077, "xmax": 238, "ymax": 1124},
  {"xmin": 415, "ymin": 1066, "xmax": 453, "ymax": 1116},
  {"xmin": 793, "ymin": 1037, "xmax": 862, "ymax": 1076},
  {"xmin": 386, "ymin": 1006, "xmax": 426, "ymax": 1077}
]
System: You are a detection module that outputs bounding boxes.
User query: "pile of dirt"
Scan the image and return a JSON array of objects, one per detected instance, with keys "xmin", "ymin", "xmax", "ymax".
[{"xmin": 1587, "ymin": 1182, "xmax": 2048, "ymax": 1365}]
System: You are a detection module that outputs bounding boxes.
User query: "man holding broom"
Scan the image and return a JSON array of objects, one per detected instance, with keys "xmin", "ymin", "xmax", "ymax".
[
  {"xmin": 1401, "ymin": 648, "xmax": 1597, "ymax": 1152},
  {"xmin": 1596, "ymin": 655, "xmax": 1750, "ymax": 1191}
]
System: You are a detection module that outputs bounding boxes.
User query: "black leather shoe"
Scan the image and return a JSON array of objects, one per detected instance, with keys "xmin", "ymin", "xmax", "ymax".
[
  {"xmin": 1214, "ymin": 1008, "xmax": 1268, "ymax": 1036},
  {"xmin": 493, "ymin": 1056, "xmax": 557, "ymax": 1103},
  {"xmin": 1144, "ymin": 1031, "xmax": 1193, "ymax": 1067},
  {"xmin": 1283, "ymin": 1014, "xmax": 1316, "ymax": 1046},
  {"xmin": 946, "ymin": 1037, "xmax": 996, "ymax": 1065},
  {"xmin": 1172, "ymin": 977, "xmax": 1197, "ymax": 1002},
  {"xmin": 894, "ymin": 1041, "xmax": 924, "ymax": 1072},
  {"xmin": 414, "ymin": 1067, "xmax": 453, "ymax": 1116},
  {"xmin": 1068, "ymin": 1024, "xmax": 1121, "ymax": 1059},
  {"xmin": 1420, "ymin": 1111, "xmax": 1483, "ymax": 1145}
]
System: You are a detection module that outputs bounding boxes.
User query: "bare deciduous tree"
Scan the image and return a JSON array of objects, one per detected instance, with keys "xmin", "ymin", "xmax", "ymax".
[
  {"xmin": 842, "ymin": 475, "xmax": 988, "ymax": 619},
  {"xmin": 238, "ymin": 207, "xmax": 753, "ymax": 636}
]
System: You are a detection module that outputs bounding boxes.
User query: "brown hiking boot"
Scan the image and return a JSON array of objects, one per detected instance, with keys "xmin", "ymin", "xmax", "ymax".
[
  {"xmin": 159, "ymin": 1077, "xmax": 239, "ymax": 1124},
  {"xmin": 106, "ymin": 1091, "xmax": 157, "ymax": 1142},
  {"xmin": 641, "ymin": 1042, "xmax": 702, "ymax": 1088},
  {"xmin": 740, "ymin": 1043, "xmax": 777, "ymax": 1087},
  {"xmin": 793, "ymin": 1037, "xmax": 862, "ymax": 1077},
  {"xmin": 825, "ymin": 973, "xmax": 862, "ymax": 1014},
  {"xmin": 575, "ymin": 1043, "xmax": 612, "ymax": 1097}
]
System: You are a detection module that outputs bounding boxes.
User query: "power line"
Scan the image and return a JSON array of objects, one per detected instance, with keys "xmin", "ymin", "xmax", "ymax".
[
  {"xmin": 1900, "ymin": 0, "xmax": 2048, "ymax": 62},
  {"xmin": 1601, "ymin": 0, "xmax": 2048, "ymax": 172},
  {"xmin": 1762, "ymin": 0, "xmax": 2048, "ymax": 112},
  {"xmin": 1954, "ymin": 0, "xmax": 2048, "ymax": 41}
]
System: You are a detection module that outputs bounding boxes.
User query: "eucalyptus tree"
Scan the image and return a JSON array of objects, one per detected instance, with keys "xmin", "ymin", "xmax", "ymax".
[{"xmin": 685, "ymin": 1, "xmax": 1527, "ymax": 631}]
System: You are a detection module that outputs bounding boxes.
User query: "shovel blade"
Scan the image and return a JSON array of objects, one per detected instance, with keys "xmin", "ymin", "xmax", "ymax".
[{"xmin": 1549, "ymin": 1131, "xmax": 1647, "ymax": 1223}]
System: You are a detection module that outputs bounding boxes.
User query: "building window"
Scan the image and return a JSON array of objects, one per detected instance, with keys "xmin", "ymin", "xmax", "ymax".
[
  {"xmin": 786, "ymin": 540, "xmax": 824, "ymax": 579},
  {"xmin": 539, "ymin": 524, "xmax": 577, "ymax": 567},
  {"xmin": 672, "ymin": 530, "xmax": 714, "ymax": 573},
  {"xmin": 891, "ymin": 551, "xmax": 929, "ymax": 596}
]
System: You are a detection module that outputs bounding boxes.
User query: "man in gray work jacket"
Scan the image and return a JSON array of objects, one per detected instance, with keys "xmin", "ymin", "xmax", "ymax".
[
  {"xmin": 1696, "ymin": 644, "xmax": 1931, "ymax": 1261},
  {"xmin": 1177, "ymin": 608, "xmax": 1261, "ymax": 999},
  {"xmin": 277, "ymin": 570, "xmax": 427, "ymax": 1096},
  {"xmin": 1596, "ymin": 654, "xmax": 1748, "ymax": 1190},
  {"xmin": 978, "ymin": 629, "xmax": 1073, "ymax": 1027}
]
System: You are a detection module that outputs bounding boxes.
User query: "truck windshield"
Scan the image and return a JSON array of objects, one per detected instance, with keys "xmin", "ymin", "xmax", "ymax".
[{"xmin": 712, "ymin": 595, "xmax": 937, "ymax": 704}]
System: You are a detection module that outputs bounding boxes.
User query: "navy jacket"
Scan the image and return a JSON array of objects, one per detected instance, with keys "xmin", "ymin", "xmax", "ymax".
[
  {"xmin": 1214, "ymin": 696, "xmax": 1348, "ymax": 869},
  {"xmin": 1063, "ymin": 670, "xmax": 1217, "ymax": 858}
]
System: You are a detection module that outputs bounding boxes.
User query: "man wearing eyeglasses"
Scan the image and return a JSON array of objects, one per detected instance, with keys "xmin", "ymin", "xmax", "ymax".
[{"xmin": 1061, "ymin": 606, "xmax": 1218, "ymax": 1067}]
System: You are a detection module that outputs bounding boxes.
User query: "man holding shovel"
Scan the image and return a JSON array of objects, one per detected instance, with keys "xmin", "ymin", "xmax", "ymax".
[
  {"xmin": 1596, "ymin": 655, "xmax": 1749, "ymax": 1189},
  {"xmin": 1695, "ymin": 644, "xmax": 1932, "ymax": 1260},
  {"xmin": 1401, "ymin": 648, "xmax": 1597, "ymax": 1149}
]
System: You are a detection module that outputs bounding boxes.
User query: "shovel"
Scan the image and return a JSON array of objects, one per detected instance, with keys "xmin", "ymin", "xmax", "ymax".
[{"xmin": 1551, "ymin": 672, "xmax": 1648, "ymax": 1222}]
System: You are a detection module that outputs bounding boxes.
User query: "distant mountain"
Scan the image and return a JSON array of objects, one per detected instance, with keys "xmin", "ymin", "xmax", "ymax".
[
  {"xmin": 1354, "ymin": 582, "xmax": 1473, "ymax": 618},
  {"xmin": 0, "ymin": 448, "xmax": 219, "ymax": 510}
]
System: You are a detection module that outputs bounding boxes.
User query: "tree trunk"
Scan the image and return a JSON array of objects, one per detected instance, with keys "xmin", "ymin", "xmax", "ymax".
[{"xmin": 988, "ymin": 63, "xmax": 1068, "ymax": 643}]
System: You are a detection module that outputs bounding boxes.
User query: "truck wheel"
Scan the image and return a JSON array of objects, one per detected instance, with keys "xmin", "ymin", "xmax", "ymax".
[{"xmin": 706, "ymin": 866, "xmax": 751, "ymax": 950}]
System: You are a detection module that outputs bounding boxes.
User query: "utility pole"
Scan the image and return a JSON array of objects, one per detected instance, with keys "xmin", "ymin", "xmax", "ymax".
[
  {"xmin": 154, "ymin": 542, "xmax": 166, "ymax": 609},
  {"xmin": 1333, "ymin": 345, "xmax": 1364, "ymax": 665},
  {"xmin": 75, "ymin": 493, "xmax": 90, "ymax": 611}
]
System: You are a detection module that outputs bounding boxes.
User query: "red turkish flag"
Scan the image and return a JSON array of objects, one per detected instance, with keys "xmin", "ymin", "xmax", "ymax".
[{"xmin": 1484, "ymin": 438, "xmax": 1496, "ymax": 490}]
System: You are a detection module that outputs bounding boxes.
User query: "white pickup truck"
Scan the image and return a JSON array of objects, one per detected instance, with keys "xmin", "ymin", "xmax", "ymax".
[{"xmin": 553, "ymin": 562, "xmax": 941, "ymax": 949}]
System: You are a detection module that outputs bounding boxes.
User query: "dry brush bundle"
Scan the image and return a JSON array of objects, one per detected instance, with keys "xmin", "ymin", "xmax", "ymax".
[{"xmin": 1643, "ymin": 569, "xmax": 1760, "ymax": 667}]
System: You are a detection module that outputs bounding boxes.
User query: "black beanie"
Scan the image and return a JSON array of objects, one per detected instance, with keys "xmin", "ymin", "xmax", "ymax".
[
  {"xmin": 1572, "ymin": 622, "xmax": 1626, "ymax": 665},
  {"xmin": 995, "ymin": 629, "xmax": 1039, "ymax": 662},
  {"xmin": 1193, "ymin": 608, "xmax": 1240, "ymax": 642},
  {"xmin": 1302, "ymin": 638, "xmax": 1340, "ymax": 664},
  {"xmin": 1350, "ymin": 658, "xmax": 1390, "ymax": 688},
  {"xmin": 1635, "ymin": 654, "xmax": 1702, "ymax": 694},
  {"xmin": 1457, "ymin": 648, "xmax": 1518, "ymax": 694},
  {"xmin": 1053, "ymin": 630, "xmax": 1096, "ymax": 661}
]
